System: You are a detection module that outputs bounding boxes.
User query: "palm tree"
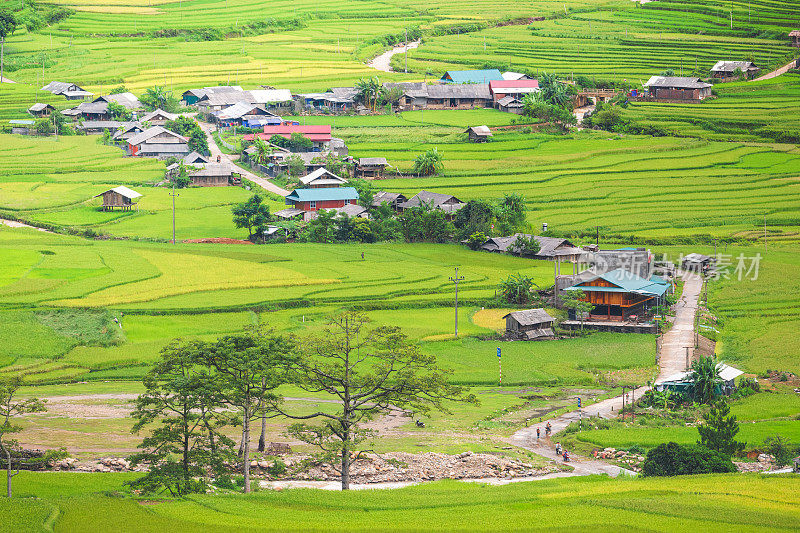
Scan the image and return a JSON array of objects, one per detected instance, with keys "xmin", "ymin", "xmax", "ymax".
[
  {"xmin": 690, "ymin": 356, "xmax": 722, "ymax": 404},
  {"xmin": 251, "ymin": 138, "xmax": 273, "ymax": 167},
  {"xmin": 355, "ymin": 77, "xmax": 383, "ymax": 112}
]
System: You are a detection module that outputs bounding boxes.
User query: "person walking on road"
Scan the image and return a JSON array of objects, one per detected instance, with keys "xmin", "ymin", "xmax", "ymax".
[
  {"xmin": 546, "ymin": 421, "xmax": 552, "ymax": 436},
  {"xmin": 536, "ymin": 427, "xmax": 540, "ymax": 440}
]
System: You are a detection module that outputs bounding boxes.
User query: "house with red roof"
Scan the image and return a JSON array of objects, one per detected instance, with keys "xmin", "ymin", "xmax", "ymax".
[
  {"xmin": 488, "ymin": 80, "xmax": 540, "ymax": 104},
  {"xmin": 244, "ymin": 124, "xmax": 332, "ymax": 151}
]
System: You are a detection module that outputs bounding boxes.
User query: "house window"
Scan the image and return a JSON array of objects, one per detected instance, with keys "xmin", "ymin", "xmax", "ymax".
[
  {"xmin": 309, "ymin": 201, "xmax": 316, "ymax": 210},
  {"xmin": 344, "ymin": 199, "xmax": 351, "ymax": 205}
]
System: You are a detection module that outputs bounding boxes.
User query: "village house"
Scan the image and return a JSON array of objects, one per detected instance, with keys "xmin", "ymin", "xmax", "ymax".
[
  {"xmin": 196, "ymin": 91, "xmax": 252, "ymax": 114},
  {"xmin": 62, "ymin": 101, "xmax": 111, "ymax": 121},
  {"xmin": 655, "ymin": 364, "xmax": 744, "ymax": 396},
  {"xmin": 425, "ymin": 84, "xmax": 492, "ymax": 109},
  {"xmin": 354, "ymin": 157, "xmax": 388, "ymax": 179},
  {"xmin": 681, "ymin": 252, "xmax": 716, "ymax": 274},
  {"xmin": 371, "ymin": 191, "xmax": 407, "ymax": 210},
  {"xmin": 76, "ymin": 120, "xmax": 122, "ymax": 135},
  {"xmin": 248, "ymin": 89, "xmax": 294, "ymax": 114},
  {"xmin": 245, "ymin": 145, "xmax": 328, "ymax": 177},
  {"xmin": 188, "ymin": 163, "xmax": 234, "ymax": 186},
  {"xmin": 93, "ymin": 92, "xmax": 142, "ymax": 110},
  {"xmin": 213, "ymin": 103, "xmax": 279, "ymax": 128},
  {"xmin": 503, "ymin": 309, "xmax": 555, "ymax": 341},
  {"xmin": 488, "ymin": 79, "xmax": 540, "ymax": 104},
  {"xmin": 466, "ymin": 125, "xmax": 492, "ymax": 143},
  {"xmin": 308, "ymin": 203, "xmax": 370, "ymax": 220},
  {"xmin": 182, "ymin": 86, "xmax": 244, "ymax": 107},
  {"xmin": 399, "ymin": 191, "xmax": 465, "ymax": 216},
  {"xmin": 246, "ymin": 124, "xmax": 333, "ymax": 152},
  {"xmin": 165, "ymin": 151, "xmax": 210, "ymax": 176},
  {"xmin": 282, "ymin": 187, "xmax": 360, "ymax": 220},
  {"xmin": 710, "ymin": 61, "xmax": 760, "ymax": 81},
  {"xmin": 502, "ymin": 71, "xmax": 532, "ymax": 81},
  {"xmin": 27, "ymin": 103, "xmax": 55, "ymax": 118},
  {"xmin": 561, "ymin": 268, "xmax": 671, "ymax": 330},
  {"xmin": 384, "ymin": 82, "xmax": 429, "ymax": 111},
  {"xmin": 94, "ymin": 186, "xmax": 142, "ymax": 211},
  {"xmin": 9, "ymin": 119, "xmax": 34, "ymax": 135},
  {"xmin": 642, "ymin": 76, "xmax": 713, "ymax": 101},
  {"xmin": 480, "ymin": 234, "xmax": 584, "ymax": 262},
  {"xmin": 140, "ymin": 109, "xmax": 178, "ymax": 127},
  {"xmin": 41, "ymin": 81, "xmax": 93, "ymax": 100},
  {"xmin": 112, "ymin": 122, "xmax": 146, "ymax": 142},
  {"xmin": 298, "ymin": 87, "xmax": 359, "ymax": 113},
  {"xmin": 790, "ymin": 30, "xmax": 800, "ymax": 48},
  {"xmin": 440, "ymin": 69, "xmax": 503, "ymax": 84},
  {"xmin": 298, "ymin": 168, "xmax": 348, "ymax": 188},
  {"xmin": 497, "ymin": 96, "xmax": 524, "ymax": 114},
  {"xmin": 127, "ymin": 126, "xmax": 190, "ymax": 159}
]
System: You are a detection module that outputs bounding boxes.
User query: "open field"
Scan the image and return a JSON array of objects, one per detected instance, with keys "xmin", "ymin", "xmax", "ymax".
[{"xmin": 2, "ymin": 472, "xmax": 800, "ymax": 532}]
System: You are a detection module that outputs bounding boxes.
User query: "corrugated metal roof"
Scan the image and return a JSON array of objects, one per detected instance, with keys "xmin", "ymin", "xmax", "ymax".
[
  {"xmin": 644, "ymin": 76, "xmax": 712, "ymax": 89},
  {"xmin": 298, "ymin": 167, "xmax": 348, "ymax": 186},
  {"xmin": 358, "ymin": 157, "xmax": 387, "ymax": 166},
  {"xmin": 427, "ymin": 84, "xmax": 491, "ymax": 99},
  {"xmin": 399, "ymin": 190, "xmax": 463, "ymax": 209},
  {"xmin": 711, "ymin": 61, "xmax": 759, "ymax": 72},
  {"xmin": 467, "ymin": 125, "xmax": 492, "ymax": 136},
  {"xmin": 140, "ymin": 109, "xmax": 178, "ymax": 122},
  {"xmin": 441, "ymin": 69, "xmax": 503, "ymax": 84},
  {"xmin": 94, "ymin": 186, "xmax": 142, "ymax": 200},
  {"xmin": 128, "ymin": 126, "xmax": 187, "ymax": 146},
  {"xmin": 286, "ymin": 187, "xmax": 359, "ymax": 202},
  {"xmin": 502, "ymin": 309, "xmax": 554, "ymax": 326},
  {"xmin": 565, "ymin": 268, "xmax": 669, "ymax": 297}
]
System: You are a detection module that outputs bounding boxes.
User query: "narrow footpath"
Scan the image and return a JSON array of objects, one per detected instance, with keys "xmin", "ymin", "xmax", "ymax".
[
  {"xmin": 509, "ymin": 271, "xmax": 704, "ymax": 476},
  {"xmin": 753, "ymin": 58, "xmax": 798, "ymax": 81},
  {"xmin": 199, "ymin": 122, "xmax": 290, "ymax": 197}
]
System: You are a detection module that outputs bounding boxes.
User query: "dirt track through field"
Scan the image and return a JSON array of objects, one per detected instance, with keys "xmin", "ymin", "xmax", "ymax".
[
  {"xmin": 754, "ymin": 59, "xmax": 798, "ymax": 81},
  {"xmin": 368, "ymin": 41, "xmax": 420, "ymax": 73}
]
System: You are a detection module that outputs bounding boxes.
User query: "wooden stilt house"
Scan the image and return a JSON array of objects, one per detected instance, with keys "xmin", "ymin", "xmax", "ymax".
[{"xmin": 94, "ymin": 186, "xmax": 142, "ymax": 211}]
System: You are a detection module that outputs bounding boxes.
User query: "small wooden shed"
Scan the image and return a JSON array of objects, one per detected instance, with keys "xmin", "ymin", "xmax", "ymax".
[
  {"xmin": 189, "ymin": 163, "xmax": 233, "ymax": 187},
  {"xmin": 466, "ymin": 125, "xmax": 492, "ymax": 143},
  {"xmin": 94, "ymin": 186, "xmax": 142, "ymax": 211},
  {"xmin": 28, "ymin": 103, "xmax": 55, "ymax": 118},
  {"xmin": 503, "ymin": 309, "xmax": 555, "ymax": 340},
  {"xmin": 354, "ymin": 157, "xmax": 388, "ymax": 179}
]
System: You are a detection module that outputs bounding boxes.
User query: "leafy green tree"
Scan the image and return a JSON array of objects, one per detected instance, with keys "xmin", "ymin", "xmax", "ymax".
[
  {"xmin": 466, "ymin": 232, "xmax": 487, "ymax": 250},
  {"xmin": 33, "ymin": 118, "xmax": 53, "ymax": 135},
  {"xmin": 498, "ymin": 273, "xmax": 539, "ymax": 304},
  {"xmin": 285, "ymin": 154, "xmax": 305, "ymax": 180},
  {"xmin": 0, "ymin": 9, "xmax": 16, "ymax": 89},
  {"xmin": 352, "ymin": 218, "xmax": 377, "ymax": 243},
  {"xmin": 690, "ymin": 356, "xmax": 722, "ymax": 404},
  {"xmin": 560, "ymin": 288, "xmax": 592, "ymax": 331},
  {"xmin": 454, "ymin": 199, "xmax": 493, "ymax": 240},
  {"xmin": 232, "ymin": 194, "xmax": 271, "ymax": 241},
  {"xmin": 495, "ymin": 193, "xmax": 526, "ymax": 235},
  {"xmin": 276, "ymin": 311, "xmax": 476, "ymax": 490},
  {"xmin": 129, "ymin": 341, "xmax": 234, "ymax": 496},
  {"xmin": 164, "ymin": 116, "xmax": 208, "ymax": 155},
  {"xmin": 398, "ymin": 205, "xmax": 453, "ymax": 243},
  {"xmin": 412, "ymin": 148, "xmax": 443, "ymax": 176},
  {"xmin": 110, "ymin": 85, "xmax": 128, "ymax": 95},
  {"xmin": 198, "ymin": 330, "xmax": 296, "ymax": 494},
  {"xmin": 172, "ymin": 161, "xmax": 191, "ymax": 189},
  {"xmin": 303, "ymin": 208, "xmax": 337, "ymax": 243},
  {"xmin": 642, "ymin": 442, "xmax": 736, "ymax": 477},
  {"xmin": 107, "ymin": 101, "xmax": 132, "ymax": 121},
  {"xmin": 287, "ymin": 131, "xmax": 312, "ymax": 152},
  {"xmin": 763, "ymin": 435, "xmax": 798, "ymax": 467},
  {"xmin": 697, "ymin": 400, "xmax": 745, "ymax": 456},
  {"xmin": 349, "ymin": 177, "xmax": 374, "ymax": 208},
  {"xmin": 511, "ymin": 234, "xmax": 541, "ymax": 257},
  {"xmin": 1, "ymin": 377, "xmax": 45, "ymax": 497},
  {"xmin": 141, "ymin": 85, "xmax": 179, "ymax": 112}
]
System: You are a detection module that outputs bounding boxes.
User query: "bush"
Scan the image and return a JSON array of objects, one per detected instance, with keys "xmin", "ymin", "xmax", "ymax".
[
  {"xmin": 763, "ymin": 435, "xmax": 798, "ymax": 467},
  {"xmin": 641, "ymin": 442, "xmax": 736, "ymax": 476},
  {"xmin": 267, "ymin": 458, "xmax": 287, "ymax": 477}
]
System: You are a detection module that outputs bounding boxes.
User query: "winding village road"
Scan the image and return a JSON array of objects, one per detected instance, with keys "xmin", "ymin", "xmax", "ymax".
[
  {"xmin": 509, "ymin": 271, "xmax": 704, "ymax": 476},
  {"xmin": 368, "ymin": 40, "xmax": 421, "ymax": 73},
  {"xmin": 753, "ymin": 58, "xmax": 799, "ymax": 81},
  {"xmin": 199, "ymin": 121, "xmax": 290, "ymax": 197}
]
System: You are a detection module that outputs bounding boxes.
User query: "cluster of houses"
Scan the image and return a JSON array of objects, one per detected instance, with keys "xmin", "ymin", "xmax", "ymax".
[{"xmin": 273, "ymin": 165, "xmax": 465, "ymax": 222}]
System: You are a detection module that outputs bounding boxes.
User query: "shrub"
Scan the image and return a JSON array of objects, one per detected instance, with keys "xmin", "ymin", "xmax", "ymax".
[
  {"xmin": 267, "ymin": 458, "xmax": 287, "ymax": 477},
  {"xmin": 763, "ymin": 435, "xmax": 798, "ymax": 467},
  {"xmin": 641, "ymin": 442, "xmax": 736, "ymax": 476},
  {"xmin": 466, "ymin": 232, "xmax": 487, "ymax": 250}
]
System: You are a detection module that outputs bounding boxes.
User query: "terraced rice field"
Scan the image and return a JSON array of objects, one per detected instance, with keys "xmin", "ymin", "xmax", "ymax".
[
  {"xmin": 3, "ymin": 472, "xmax": 800, "ymax": 531},
  {"xmin": 623, "ymin": 73, "xmax": 800, "ymax": 143}
]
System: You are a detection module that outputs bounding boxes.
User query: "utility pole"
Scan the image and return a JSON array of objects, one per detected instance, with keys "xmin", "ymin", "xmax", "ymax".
[
  {"xmin": 596, "ymin": 225, "xmax": 599, "ymax": 245},
  {"xmin": 449, "ymin": 267, "xmax": 464, "ymax": 338},
  {"xmin": 405, "ymin": 29, "xmax": 408, "ymax": 73},
  {"xmin": 764, "ymin": 214, "xmax": 767, "ymax": 250},
  {"xmin": 685, "ymin": 346, "xmax": 691, "ymax": 370},
  {"xmin": 170, "ymin": 184, "xmax": 179, "ymax": 244}
]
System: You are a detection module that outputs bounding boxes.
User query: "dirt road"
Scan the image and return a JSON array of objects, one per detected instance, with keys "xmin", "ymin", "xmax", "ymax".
[
  {"xmin": 753, "ymin": 59, "xmax": 798, "ymax": 81},
  {"xmin": 199, "ymin": 122, "xmax": 290, "ymax": 197},
  {"xmin": 510, "ymin": 270, "xmax": 703, "ymax": 475},
  {"xmin": 368, "ymin": 40, "xmax": 420, "ymax": 73}
]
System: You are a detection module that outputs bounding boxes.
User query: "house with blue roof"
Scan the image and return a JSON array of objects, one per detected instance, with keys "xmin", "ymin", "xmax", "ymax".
[
  {"xmin": 280, "ymin": 187, "xmax": 359, "ymax": 219},
  {"xmin": 563, "ymin": 268, "xmax": 672, "ymax": 324},
  {"xmin": 440, "ymin": 69, "xmax": 504, "ymax": 84}
]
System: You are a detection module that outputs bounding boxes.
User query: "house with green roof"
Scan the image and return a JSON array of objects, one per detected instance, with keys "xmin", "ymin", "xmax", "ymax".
[
  {"xmin": 440, "ymin": 69, "xmax": 504, "ymax": 84},
  {"xmin": 563, "ymin": 268, "xmax": 672, "ymax": 324}
]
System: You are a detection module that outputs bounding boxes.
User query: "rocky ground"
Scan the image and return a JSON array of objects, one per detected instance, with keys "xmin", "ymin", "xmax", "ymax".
[{"xmin": 48, "ymin": 451, "xmax": 557, "ymax": 482}]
